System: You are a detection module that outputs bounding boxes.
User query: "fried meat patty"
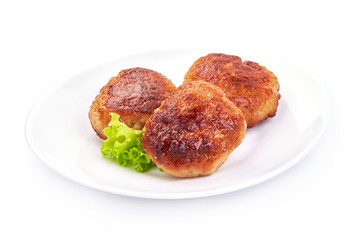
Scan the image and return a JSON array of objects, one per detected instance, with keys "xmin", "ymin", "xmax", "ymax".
[
  {"xmin": 184, "ymin": 53, "xmax": 280, "ymax": 127},
  {"xmin": 89, "ymin": 67, "xmax": 176, "ymax": 139},
  {"xmin": 142, "ymin": 81, "xmax": 247, "ymax": 178}
]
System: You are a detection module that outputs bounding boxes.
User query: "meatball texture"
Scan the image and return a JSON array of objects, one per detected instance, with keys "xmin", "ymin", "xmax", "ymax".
[
  {"xmin": 142, "ymin": 81, "xmax": 247, "ymax": 178},
  {"xmin": 89, "ymin": 67, "xmax": 176, "ymax": 139},
  {"xmin": 184, "ymin": 53, "xmax": 280, "ymax": 127}
]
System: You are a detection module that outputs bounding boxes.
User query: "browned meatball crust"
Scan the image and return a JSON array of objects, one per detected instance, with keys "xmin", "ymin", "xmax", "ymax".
[
  {"xmin": 142, "ymin": 81, "xmax": 247, "ymax": 178},
  {"xmin": 89, "ymin": 67, "xmax": 176, "ymax": 139},
  {"xmin": 184, "ymin": 53, "xmax": 280, "ymax": 127}
]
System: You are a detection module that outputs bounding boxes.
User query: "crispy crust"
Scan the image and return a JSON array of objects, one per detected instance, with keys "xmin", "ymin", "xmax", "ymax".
[
  {"xmin": 184, "ymin": 53, "xmax": 280, "ymax": 127},
  {"xmin": 142, "ymin": 81, "xmax": 247, "ymax": 178},
  {"xmin": 89, "ymin": 67, "xmax": 176, "ymax": 139}
]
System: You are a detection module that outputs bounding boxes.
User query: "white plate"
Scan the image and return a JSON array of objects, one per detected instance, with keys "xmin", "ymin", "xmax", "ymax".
[{"xmin": 25, "ymin": 48, "xmax": 329, "ymax": 199}]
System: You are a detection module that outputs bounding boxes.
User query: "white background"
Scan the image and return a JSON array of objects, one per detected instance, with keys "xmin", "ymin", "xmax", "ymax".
[{"xmin": 1, "ymin": 0, "xmax": 359, "ymax": 239}]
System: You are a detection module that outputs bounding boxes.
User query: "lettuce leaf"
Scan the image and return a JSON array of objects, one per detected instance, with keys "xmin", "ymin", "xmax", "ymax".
[{"xmin": 100, "ymin": 113, "xmax": 155, "ymax": 172}]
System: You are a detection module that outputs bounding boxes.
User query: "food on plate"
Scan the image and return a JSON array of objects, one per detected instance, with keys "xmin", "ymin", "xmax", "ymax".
[
  {"xmin": 101, "ymin": 113, "xmax": 154, "ymax": 172},
  {"xmin": 90, "ymin": 53, "xmax": 281, "ymax": 177},
  {"xmin": 184, "ymin": 53, "xmax": 280, "ymax": 127},
  {"xmin": 142, "ymin": 81, "xmax": 247, "ymax": 177},
  {"xmin": 89, "ymin": 67, "xmax": 176, "ymax": 139}
]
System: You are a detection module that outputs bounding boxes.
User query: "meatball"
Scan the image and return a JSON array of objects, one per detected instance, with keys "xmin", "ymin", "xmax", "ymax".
[
  {"xmin": 184, "ymin": 53, "xmax": 280, "ymax": 127},
  {"xmin": 89, "ymin": 67, "xmax": 176, "ymax": 139},
  {"xmin": 142, "ymin": 81, "xmax": 247, "ymax": 178}
]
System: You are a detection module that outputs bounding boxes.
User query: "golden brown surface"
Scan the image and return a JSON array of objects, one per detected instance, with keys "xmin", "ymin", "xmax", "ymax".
[
  {"xmin": 89, "ymin": 67, "xmax": 176, "ymax": 139},
  {"xmin": 142, "ymin": 81, "xmax": 247, "ymax": 178},
  {"xmin": 184, "ymin": 53, "xmax": 280, "ymax": 127}
]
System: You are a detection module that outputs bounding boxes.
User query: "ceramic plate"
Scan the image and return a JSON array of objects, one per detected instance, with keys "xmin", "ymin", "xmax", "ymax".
[{"xmin": 25, "ymin": 48, "xmax": 329, "ymax": 199}]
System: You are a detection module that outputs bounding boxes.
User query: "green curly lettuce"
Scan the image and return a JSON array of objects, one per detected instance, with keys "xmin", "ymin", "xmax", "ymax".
[{"xmin": 100, "ymin": 113, "xmax": 155, "ymax": 172}]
